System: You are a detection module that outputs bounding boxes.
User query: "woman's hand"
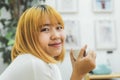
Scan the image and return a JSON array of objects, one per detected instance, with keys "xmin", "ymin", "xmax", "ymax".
[{"xmin": 70, "ymin": 45, "xmax": 96, "ymax": 80}]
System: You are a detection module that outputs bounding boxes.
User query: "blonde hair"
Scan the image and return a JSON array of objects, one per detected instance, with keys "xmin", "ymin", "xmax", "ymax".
[{"xmin": 11, "ymin": 5, "xmax": 65, "ymax": 63}]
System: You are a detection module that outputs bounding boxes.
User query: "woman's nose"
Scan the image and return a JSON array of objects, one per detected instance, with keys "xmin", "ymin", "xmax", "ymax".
[{"xmin": 50, "ymin": 29, "xmax": 60, "ymax": 40}]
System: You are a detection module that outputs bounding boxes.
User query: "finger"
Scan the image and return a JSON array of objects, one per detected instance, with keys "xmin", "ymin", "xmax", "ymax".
[
  {"xmin": 83, "ymin": 50, "xmax": 87, "ymax": 57},
  {"xmin": 78, "ymin": 45, "xmax": 87, "ymax": 59},
  {"xmin": 70, "ymin": 49, "xmax": 76, "ymax": 63},
  {"xmin": 87, "ymin": 50, "xmax": 96, "ymax": 60},
  {"xmin": 89, "ymin": 51, "xmax": 96, "ymax": 67}
]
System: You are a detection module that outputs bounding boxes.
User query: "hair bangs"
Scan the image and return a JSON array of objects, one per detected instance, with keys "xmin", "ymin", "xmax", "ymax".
[
  {"xmin": 47, "ymin": 7, "xmax": 64, "ymax": 28},
  {"xmin": 35, "ymin": 5, "xmax": 64, "ymax": 30}
]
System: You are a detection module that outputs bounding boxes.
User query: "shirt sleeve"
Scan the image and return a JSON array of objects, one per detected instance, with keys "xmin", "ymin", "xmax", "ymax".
[{"xmin": 0, "ymin": 54, "xmax": 35, "ymax": 80}]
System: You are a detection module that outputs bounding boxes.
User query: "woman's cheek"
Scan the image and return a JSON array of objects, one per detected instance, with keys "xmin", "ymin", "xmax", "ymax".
[{"xmin": 61, "ymin": 31, "xmax": 66, "ymax": 43}]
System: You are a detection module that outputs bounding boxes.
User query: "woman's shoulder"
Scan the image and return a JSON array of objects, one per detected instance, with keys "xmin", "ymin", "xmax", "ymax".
[
  {"xmin": 16, "ymin": 54, "xmax": 51, "ymax": 70},
  {"xmin": 6, "ymin": 54, "xmax": 36, "ymax": 73},
  {"xmin": 0, "ymin": 54, "xmax": 35, "ymax": 80},
  {"xmin": 0, "ymin": 54, "xmax": 61, "ymax": 80},
  {"xmin": 14, "ymin": 53, "xmax": 44, "ymax": 64}
]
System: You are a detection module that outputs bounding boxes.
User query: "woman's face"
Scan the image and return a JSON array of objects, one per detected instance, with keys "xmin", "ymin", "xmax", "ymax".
[{"xmin": 39, "ymin": 18, "xmax": 66, "ymax": 57}]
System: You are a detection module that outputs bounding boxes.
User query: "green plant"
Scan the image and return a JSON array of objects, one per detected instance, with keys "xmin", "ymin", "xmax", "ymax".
[{"xmin": 0, "ymin": 0, "xmax": 36, "ymax": 64}]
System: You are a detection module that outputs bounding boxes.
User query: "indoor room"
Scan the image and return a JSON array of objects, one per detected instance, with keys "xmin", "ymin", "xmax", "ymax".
[{"xmin": 0, "ymin": 0, "xmax": 120, "ymax": 80}]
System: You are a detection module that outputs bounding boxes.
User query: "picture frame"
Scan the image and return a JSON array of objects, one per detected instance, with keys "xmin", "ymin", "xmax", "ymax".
[
  {"xmin": 56, "ymin": 0, "xmax": 78, "ymax": 13},
  {"xmin": 64, "ymin": 19, "xmax": 80, "ymax": 50},
  {"xmin": 95, "ymin": 19, "xmax": 117, "ymax": 50},
  {"xmin": 93, "ymin": 0, "xmax": 113, "ymax": 12}
]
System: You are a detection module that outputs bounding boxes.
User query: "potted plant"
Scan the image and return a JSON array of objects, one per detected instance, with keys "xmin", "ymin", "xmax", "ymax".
[{"xmin": 0, "ymin": 0, "xmax": 35, "ymax": 64}]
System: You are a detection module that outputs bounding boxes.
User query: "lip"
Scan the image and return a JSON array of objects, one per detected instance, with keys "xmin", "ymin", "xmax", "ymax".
[{"xmin": 48, "ymin": 42, "xmax": 62, "ymax": 48}]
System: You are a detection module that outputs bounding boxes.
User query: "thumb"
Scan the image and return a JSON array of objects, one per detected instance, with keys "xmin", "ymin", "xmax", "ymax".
[{"xmin": 77, "ymin": 45, "xmax": 87, "ymax": 59}]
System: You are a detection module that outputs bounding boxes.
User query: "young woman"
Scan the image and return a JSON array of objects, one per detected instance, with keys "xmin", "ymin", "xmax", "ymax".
[{"xmin": 0, "ymin": 4, "xmax": 96, "ymax": 80}]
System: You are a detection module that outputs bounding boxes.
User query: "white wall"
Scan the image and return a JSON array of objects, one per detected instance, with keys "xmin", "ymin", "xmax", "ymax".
[
  {"xmin": 77, "ymin": 0, "xmax": 120, "ymax": 73},
  {"xmin": 80, "ymin": 0, "xmax": 120, "ymax": 72}
]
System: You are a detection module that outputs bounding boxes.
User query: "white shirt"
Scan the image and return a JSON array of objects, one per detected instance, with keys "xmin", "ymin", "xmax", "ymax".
[{"xmin": 0, "ymin": 54, "xmax": 62, "ymax": 80}]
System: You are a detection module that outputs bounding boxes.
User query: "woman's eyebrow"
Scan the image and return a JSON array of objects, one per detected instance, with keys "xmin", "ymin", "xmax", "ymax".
[
  {"xmin": 43, "ymin": 23, "xmax": 61, "ymax": 27},
  {"xmin": 43, "ymin": 24, "xmax": 51, "ymax": 26}
]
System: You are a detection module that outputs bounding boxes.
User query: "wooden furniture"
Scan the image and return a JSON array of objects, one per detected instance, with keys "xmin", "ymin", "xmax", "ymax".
[{"xmin": 84, "ymin": 73, "xmax": 120, "ymax": 80}]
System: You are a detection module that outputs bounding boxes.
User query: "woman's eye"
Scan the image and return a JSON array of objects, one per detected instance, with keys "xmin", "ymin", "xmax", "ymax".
[
  {"xmin": 56, "ymin": 26, "xmax": 63, "ymax": 30},
  {"xmin": 41, "ymin": 28, "xmax": 49, "ymax": 32}
]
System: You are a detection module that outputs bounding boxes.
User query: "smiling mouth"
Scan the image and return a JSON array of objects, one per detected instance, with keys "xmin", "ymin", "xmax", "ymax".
[{"xmin": 48, "ymin": 42, "xmax": 62, "ymax": 47}]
